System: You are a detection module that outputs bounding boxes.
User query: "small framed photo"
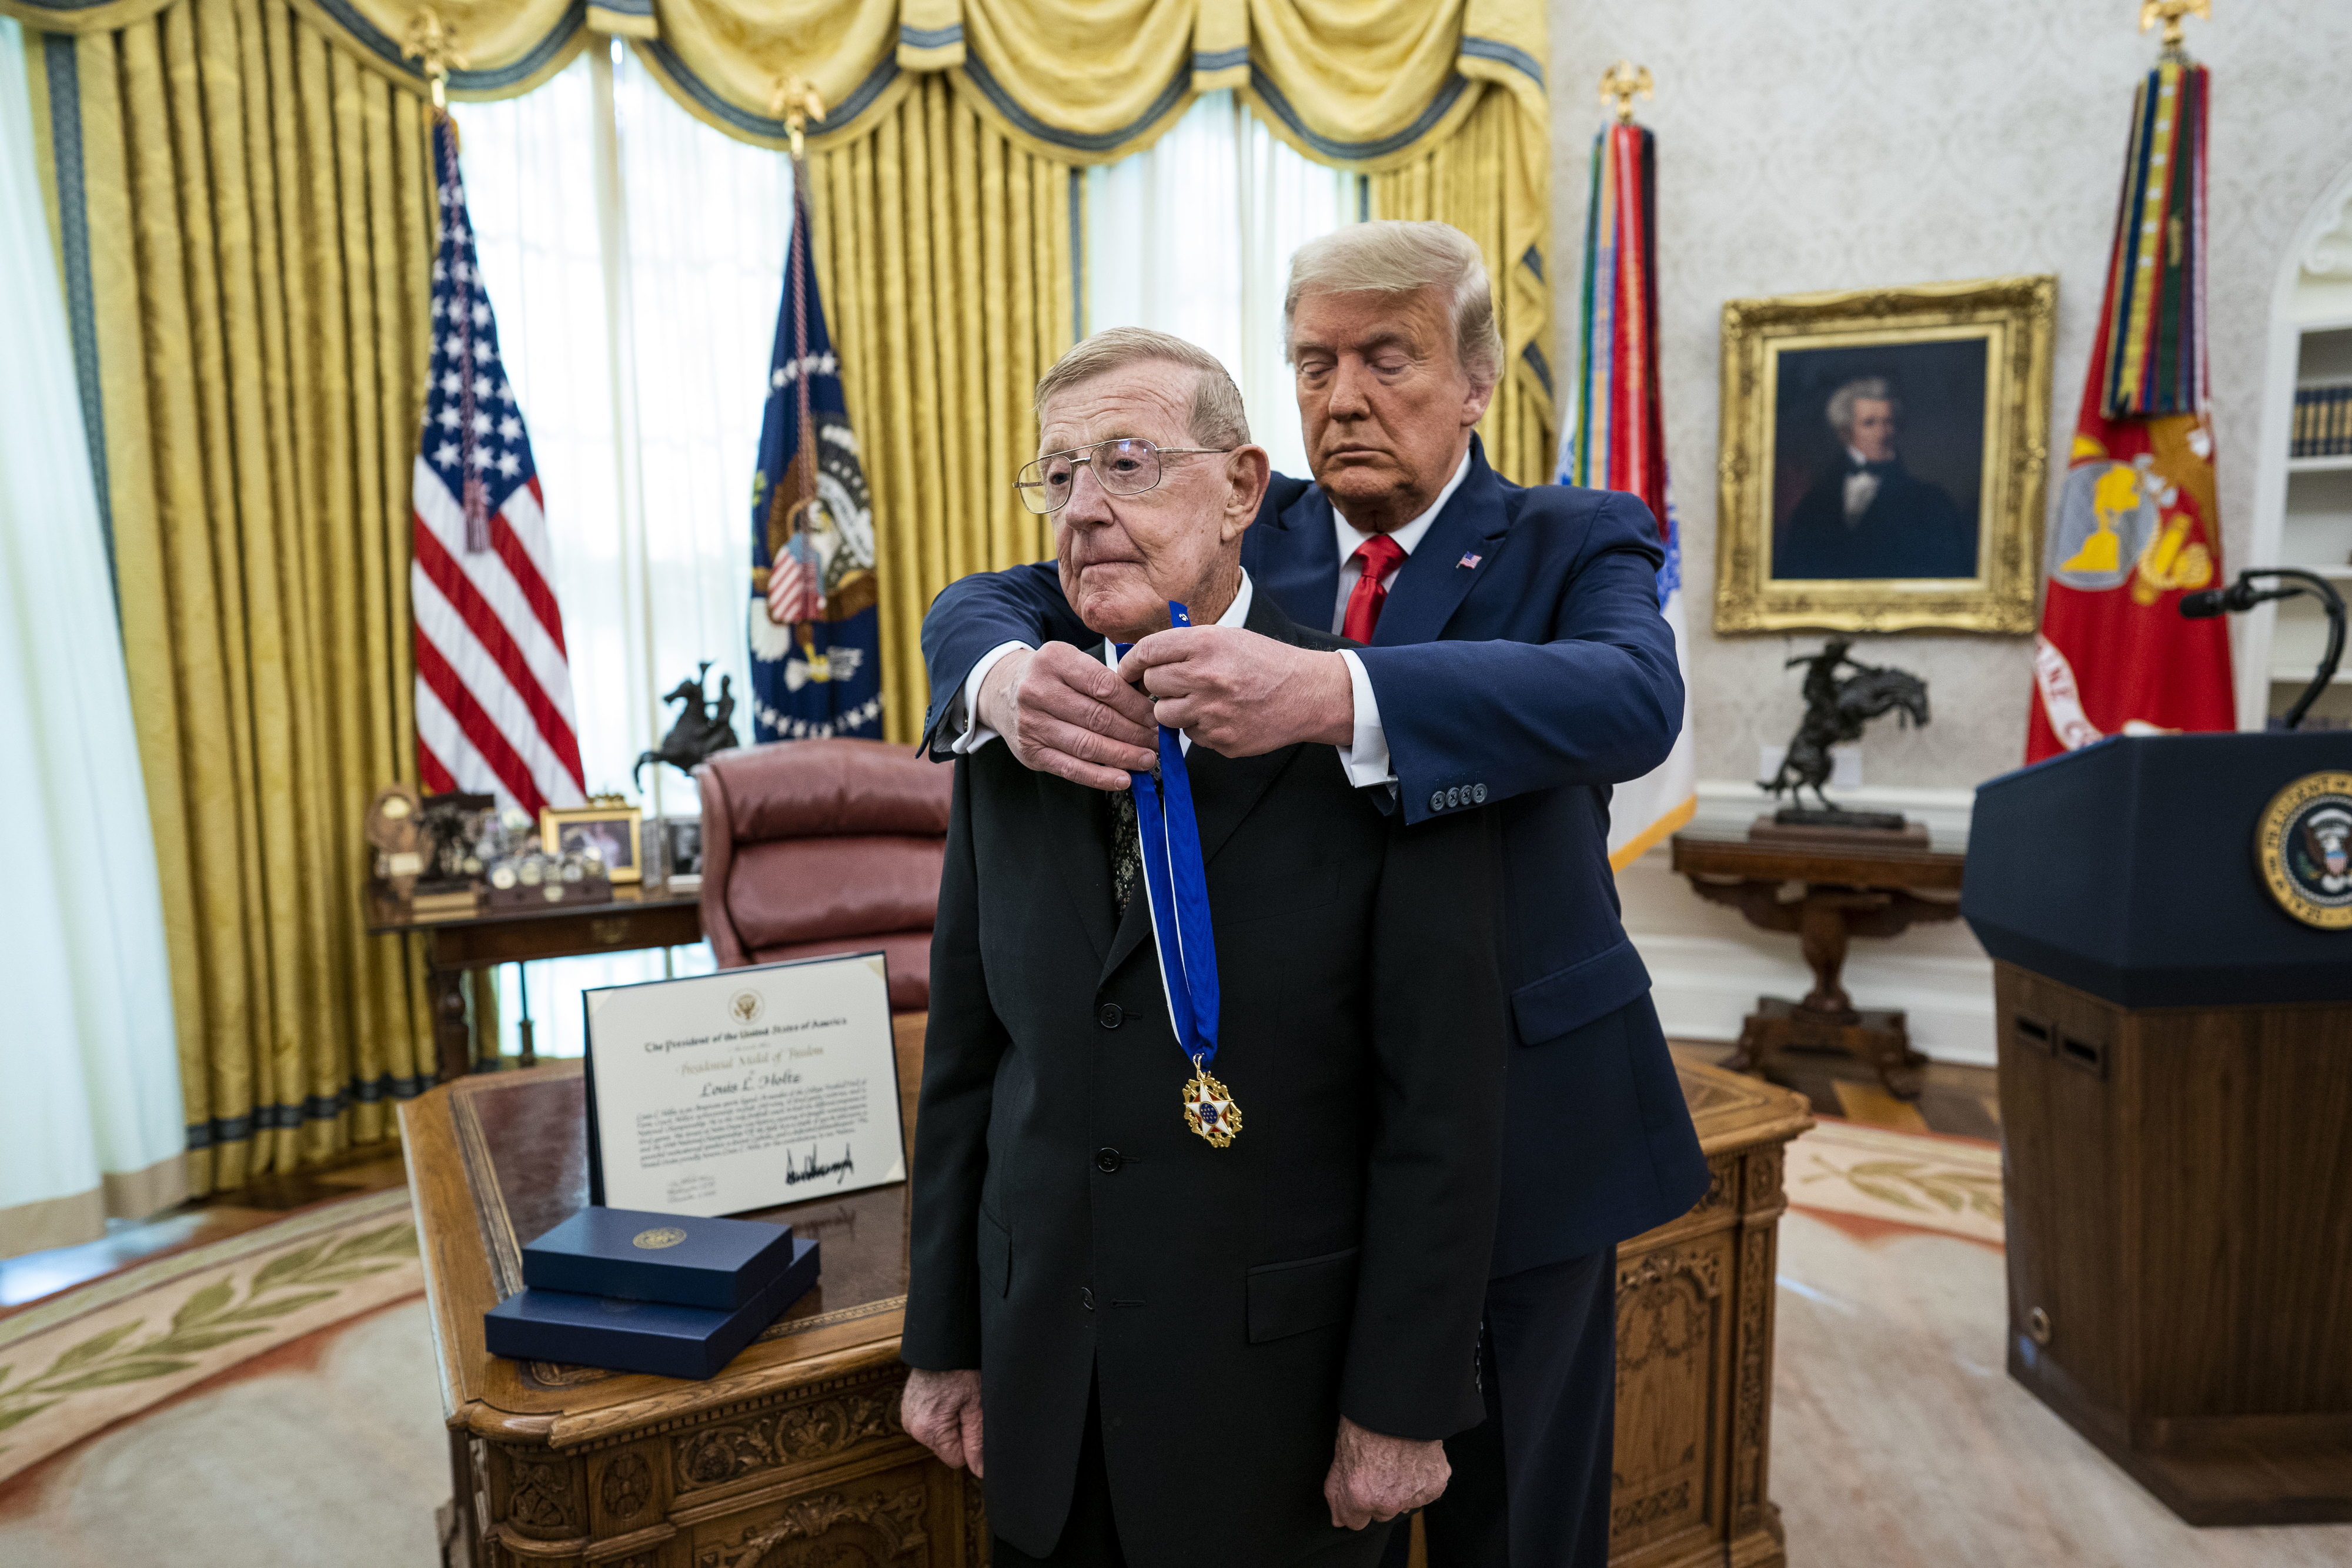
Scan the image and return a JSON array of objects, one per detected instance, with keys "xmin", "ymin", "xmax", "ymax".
[
  {"xmin": 657, "ymin": 817, "xmax": 704, "ymax": 889},
  {"xmin": 1713, "ymin": 274, "xmax": 2056, "ymax": 634},
  {"xmin": 542, "ymin": 803, "xmax": 643, "ymax": 885}
]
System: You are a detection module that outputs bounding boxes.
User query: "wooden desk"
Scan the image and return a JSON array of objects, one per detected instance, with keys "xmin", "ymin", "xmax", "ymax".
[
  {"xmin": 1672, "ymin": 830, "xmax": 1966, "ymax": 1098},
  {"xmin": 403, "ymin": 1018, "xmax": 1808, "ymax": 1568},
  {"xmin": 368, "ymin": 884, "xmax": 703, "ymax": 1083}
]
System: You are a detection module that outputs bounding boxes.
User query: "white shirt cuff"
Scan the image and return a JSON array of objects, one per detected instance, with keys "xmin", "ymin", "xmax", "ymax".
[
  {"xmin": 1332, "ymin": 650, "xmax": 1394, "ymax": 788},
  {"xmin": 947, "ymin": 641, "xmax": 1032, "ymax": 755}
]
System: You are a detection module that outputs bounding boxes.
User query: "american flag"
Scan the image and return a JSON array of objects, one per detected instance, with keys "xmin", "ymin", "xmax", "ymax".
[
  {"xmin": 766, "ymin": 533, "xmax": 825, "ymax": 626},
  {"xmin": 410, "ymin": 115, "xmax": 586, "ymax": 819}
]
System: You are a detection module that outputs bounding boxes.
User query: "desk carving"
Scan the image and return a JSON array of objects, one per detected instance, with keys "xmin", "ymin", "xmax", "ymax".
[{"xmin": 406, "ymin": 1018, "xmax": 1808, "ymax": 1568}]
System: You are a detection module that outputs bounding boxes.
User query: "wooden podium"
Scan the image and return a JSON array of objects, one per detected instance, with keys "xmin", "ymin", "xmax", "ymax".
[
  {"xmin": 403, "ymin": 1018, "xmax": 1809, "ymax": 1567},
  {"xmin": 1965, "ymin": 734, "xmax": 2352, "ymax": 1525}
]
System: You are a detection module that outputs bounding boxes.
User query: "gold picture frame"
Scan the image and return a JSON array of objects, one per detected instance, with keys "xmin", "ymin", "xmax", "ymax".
[
  {"xmin": 1712, "ymin": 274, "xmax": 2056, "ymax": 634},
  {"xmin": 540, "ymin": 801, "xmax": 643, "ymax": 885}
]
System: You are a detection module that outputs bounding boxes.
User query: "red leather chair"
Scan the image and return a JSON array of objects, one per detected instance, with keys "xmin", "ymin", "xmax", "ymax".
[{"xmin": 695, "ymin": 738, "xmax": 954, "ymax": 1013}]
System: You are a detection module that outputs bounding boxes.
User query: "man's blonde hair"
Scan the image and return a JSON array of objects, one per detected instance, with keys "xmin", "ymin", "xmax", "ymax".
[
  {"xmin": 1033, "ymin": 327, "xmax": 1251, "ymax": 450},
  {"xmin": 1284, "ymin": 221, "xmax": 1501, "ymax": 390}
]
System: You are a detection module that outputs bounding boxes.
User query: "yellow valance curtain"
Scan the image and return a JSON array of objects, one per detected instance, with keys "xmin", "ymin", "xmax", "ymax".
[
  {"xmin": 18, "ymin": 0, "xmax": 436, "ymax": 1194},
  {"xmin": 804, "ymin": 73, "xmax": 1077, "ymax": 736}
]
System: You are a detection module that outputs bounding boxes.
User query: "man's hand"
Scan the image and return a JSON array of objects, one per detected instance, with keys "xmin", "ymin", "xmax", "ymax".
[
  {"xmin": 1322, "ymin": 1415, "xmax": 1449, "ymax": 1529},
  {"xmin": 978, "ymin": 644, "xmax": 1157, "ymax": 791},
  {"xmin": 901, "ymin": 1368, "xmax": 987, "ymax": 1476},
  {"xmin": 1118, "ymin": 627, "xmax": 1354, "ymax": 758}
]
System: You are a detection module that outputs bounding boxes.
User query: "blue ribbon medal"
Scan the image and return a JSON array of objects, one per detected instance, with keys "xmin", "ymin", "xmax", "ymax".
[{"xmin": 1117, "ymin": 602, "xmax": 1241, "ymax": 1148}]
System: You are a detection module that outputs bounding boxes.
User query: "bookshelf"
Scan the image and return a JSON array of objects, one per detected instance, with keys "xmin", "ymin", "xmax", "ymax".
[{"xmin": 2245, "ymin": 175, "xmax": 2352, "ymax": 731}]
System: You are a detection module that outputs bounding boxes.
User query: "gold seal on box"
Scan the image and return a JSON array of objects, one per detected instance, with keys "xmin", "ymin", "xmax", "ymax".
[
  {"xmin": 2255, "ymin": 771, "xmax": 2352, "ymax": 930},
  {"xmin": 632, "ymin": 1226, "xmax": 689, "ymax": 1251}
]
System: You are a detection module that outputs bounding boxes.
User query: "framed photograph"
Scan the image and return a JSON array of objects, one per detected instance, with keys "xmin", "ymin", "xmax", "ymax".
[
  {"xmin": 542, "ymin": 803, "xmax": 643, "ymax": 885},
  {"xmin": 1713, "ymin": 275, "xmax": 2055, "ymax": 634}
]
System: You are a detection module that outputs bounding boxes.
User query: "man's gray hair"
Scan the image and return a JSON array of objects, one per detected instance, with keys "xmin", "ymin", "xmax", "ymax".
[
  {"xmin": 1827, "ymin": 377, "xmax": 1900, "ymax": 438},
  {"xmin": 1283, "ymin": 221, "xmax": 1502, "ymax": 390},
  {"xmin": 1033, "ymin": 326, "xmax": 1250, "ymax": 450}
]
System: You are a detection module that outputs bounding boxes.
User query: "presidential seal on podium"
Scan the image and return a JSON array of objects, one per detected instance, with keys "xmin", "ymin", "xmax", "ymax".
[{"xmin": 2256, "ymin": 771, "xmax": 2352, "ymax": 930}]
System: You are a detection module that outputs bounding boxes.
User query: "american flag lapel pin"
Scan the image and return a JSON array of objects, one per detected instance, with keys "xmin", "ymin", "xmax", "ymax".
[{"xmin": 1458, "ymin": 551, "xmax": 1482, "ymax": 570}]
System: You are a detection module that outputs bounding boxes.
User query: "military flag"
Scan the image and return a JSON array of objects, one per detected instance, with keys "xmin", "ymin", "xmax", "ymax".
[
  {"xmin": 748, "ymin": 163, "xmax": 881, "ymax": 741},
  {"xmin": 1563, "ymin": 99, "xmax": 1694, "ymax": 867},
  {"xmin": 412, "ymin": 113, "xmax": 587, "ymax": 817},
  {"xmin": 2027, "ymin": 49, "xmax": 2234, "ymax": 760}
]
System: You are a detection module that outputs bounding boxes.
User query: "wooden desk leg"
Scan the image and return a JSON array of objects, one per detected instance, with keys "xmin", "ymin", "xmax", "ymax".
[{"xmin": 429, "ymin": 967, "xmax": 473, "ymax": 1084}]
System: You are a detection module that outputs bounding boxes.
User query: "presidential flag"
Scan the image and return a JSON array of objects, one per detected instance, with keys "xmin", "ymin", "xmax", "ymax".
[
  {"xmin": 1563, "ymin": 113, "xmax": 1695, "ymax": 868},
  {"xmin": 2027, "ymin": 51, "xmax": 2233, "ymax": 760},
  {"xmin": 748, "ymin": 172, "xmax": 881, "ymax": 741},
  {"xmin": 411, "ymin": 114, "xmax": 586, "ymax": 818}
]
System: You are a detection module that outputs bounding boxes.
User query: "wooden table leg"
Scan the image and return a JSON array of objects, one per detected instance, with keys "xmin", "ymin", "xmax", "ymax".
[{"xmin": 429, "ymin": 966, "xmax": 473, "ymax": 1084}]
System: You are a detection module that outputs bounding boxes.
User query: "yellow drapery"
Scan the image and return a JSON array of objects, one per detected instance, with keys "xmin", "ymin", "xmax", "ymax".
[
  {"xmin": 6, "ymin": 0, "xmax": 1545, "ymax": 1179},
  {"xmin": 804, "ymin": 73, "xmax": 1075, "ymax": 737},
  {"xmin": 22, "ymin": 0, "xmax": 437, "ymax": 1194},
  {"xmin": 1371, "ymin": 84, "xmax": 1553, "ymax": 486}
]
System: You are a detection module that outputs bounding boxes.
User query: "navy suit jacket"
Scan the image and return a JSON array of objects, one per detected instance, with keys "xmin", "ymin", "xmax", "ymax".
[{"xmin": 918, "ymin": 437, "xmax": 1709, "ymax": 1271}]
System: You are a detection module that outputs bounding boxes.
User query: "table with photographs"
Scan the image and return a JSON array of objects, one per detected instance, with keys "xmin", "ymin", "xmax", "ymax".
[{"xmin": 368, "ymin": 883, "xmax": 704, "ymax": 1082}]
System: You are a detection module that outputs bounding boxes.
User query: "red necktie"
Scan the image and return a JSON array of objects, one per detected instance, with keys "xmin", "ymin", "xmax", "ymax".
[{"xmin": 1341, "ymin": 534, "xmax": 1407, "ymax": 643}]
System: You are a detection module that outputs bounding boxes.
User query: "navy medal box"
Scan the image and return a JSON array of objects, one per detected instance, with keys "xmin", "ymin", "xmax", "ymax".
[
  {"xmin": 522, "ymin": 1206, "xmax": 800, "ymax": 1310},
  {"xmin": 485, "ymin": 1236, "xmax": 820, "ymax": 1380}
]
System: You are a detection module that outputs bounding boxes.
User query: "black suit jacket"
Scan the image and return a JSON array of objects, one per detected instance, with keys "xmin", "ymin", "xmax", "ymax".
[
  {"xmin": 903, "ymin": 591, "xmax": 1509, "ymax": 1567},
  {"xmin": 1779, "ymin": 459, "xmax": 1975, "ymax": 579}
]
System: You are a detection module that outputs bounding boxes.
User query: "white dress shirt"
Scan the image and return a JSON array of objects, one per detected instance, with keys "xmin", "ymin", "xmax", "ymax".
[
  {"xmin": 947, "ymin": 448, "xmax": 1472, "ymax": 792},
  {"xmin": 1328, "ymin": 449, "xmax": 1471, "ymax": 787},
  {"xmin": 1841, "ymin": 444, "xmax": 1881, "ymax": 525}
]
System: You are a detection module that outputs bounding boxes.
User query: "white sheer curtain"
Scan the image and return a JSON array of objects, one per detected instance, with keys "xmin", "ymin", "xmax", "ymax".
[
  {"xmin": 460, "ymin": 43, "xmax": 790, "ymax": 1054},
  {"xmin": 1086, "ymin": 93, "xmax": 1358, "ymax": 481},
  {"xmin": 0, "ymin": 17, "xmax": 185, "ymax": 1257}
]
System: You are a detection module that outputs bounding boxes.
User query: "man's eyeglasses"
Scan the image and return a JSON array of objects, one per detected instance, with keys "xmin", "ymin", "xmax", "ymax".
[{"xmin": 1014, "ymin": 439, "xmax": 1232, "ymax": 516}]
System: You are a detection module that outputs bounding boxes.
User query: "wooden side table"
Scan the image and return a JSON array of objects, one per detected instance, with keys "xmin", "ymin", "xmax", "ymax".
[
  {"xmin": 401, "ymin": 1018, "xmax": 1810, "ymax": 1568},
  {"xmin": 368, "ymin": 884, "xmax": 703, "ymax": 1082},
  {"xmin": 1671, "ymin": 830, "xmax": 1966, "ymax": 1098}
]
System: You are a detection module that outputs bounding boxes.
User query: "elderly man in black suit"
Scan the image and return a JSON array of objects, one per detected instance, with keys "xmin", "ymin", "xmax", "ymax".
[
  {"xmin": 899, "ymin": 327, "xmax": 1511, "ymax": 1568},
  {"xmin": 1778, "ymin": 375, "xmax": 1976, "ymax": 579}
]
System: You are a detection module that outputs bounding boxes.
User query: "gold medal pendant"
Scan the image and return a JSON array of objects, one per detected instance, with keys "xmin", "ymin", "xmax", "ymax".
[{"xmin": 1181, "ymin": 1062, "xmax": 1241, "ymax": 1148}]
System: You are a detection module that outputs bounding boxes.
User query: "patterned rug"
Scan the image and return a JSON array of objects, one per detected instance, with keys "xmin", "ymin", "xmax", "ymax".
[
  {"xmin": 0, "ymin": 1188, "xmax": 421, "ymax": 1486},
  {"xmin": 1782, "ymin": 1115, "xmax": 2004, "ymax": 1246}
]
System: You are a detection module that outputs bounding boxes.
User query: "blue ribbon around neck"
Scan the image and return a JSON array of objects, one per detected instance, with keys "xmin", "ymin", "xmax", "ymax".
[{"xmin": 1115, "ymin": 602, "xmax": 1220, "ymax": 1071}]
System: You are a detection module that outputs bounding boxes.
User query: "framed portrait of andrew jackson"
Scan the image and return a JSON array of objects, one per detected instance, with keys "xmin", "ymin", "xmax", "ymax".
[{"xmin": 1712, "ymin": 275, "xmax": 2055, "ymax": 634}]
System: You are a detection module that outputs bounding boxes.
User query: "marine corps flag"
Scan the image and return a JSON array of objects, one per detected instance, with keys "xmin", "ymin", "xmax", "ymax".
[
  {"xmin": 1562, "ymin": 97, "xmax": 1695, "ymax": 867},
  {"xmin": 749, "ymin": 168, "xmax": 881, "ymax": 741},
  {"xmin": 2026, "ymin": 52, "xmax": 2234, "ymax": 761}
]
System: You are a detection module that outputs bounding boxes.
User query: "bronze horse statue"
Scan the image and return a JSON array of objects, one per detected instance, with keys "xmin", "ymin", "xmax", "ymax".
[
  {"xmin": 634, "ymin": 662, "xmax": 741, "ymax": 790},
  {"xmin": 1760, "ymin": 638, "xmax": 1930, "ymax": 812}
]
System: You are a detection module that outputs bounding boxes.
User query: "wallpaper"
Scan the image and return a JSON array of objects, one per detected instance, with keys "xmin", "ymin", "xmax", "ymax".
[{"xmin": 1549, "ymin": 0, "xmax": 2352, "ymax": 795}]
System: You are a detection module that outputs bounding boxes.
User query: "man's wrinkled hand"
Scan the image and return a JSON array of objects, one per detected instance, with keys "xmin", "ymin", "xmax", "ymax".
[
  {"xmin": 979, "ymin": 643, "xmax": 1157, "ymax": 791},
  {"xmin": 1118, "ymin": 627, "xmax": 1354, "ymax": 758},
  {"xmin": 1322, "ymin": 1415, "xmax": 1449, "ymax": 1530},
  {"xmin": 901, "ymin": 1368, "xmax": 987, "ymax": 1476}
]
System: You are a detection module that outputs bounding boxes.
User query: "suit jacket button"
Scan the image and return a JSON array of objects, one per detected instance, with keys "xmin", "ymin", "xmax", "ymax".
[
  {"xmin": 1095, "ymin": 1147, "xmax": 1123, "ymax": 1173},
  {"xmin": 1097, "ymin": 1002, "xmax": 1123, "ymax": 1029},
  {"xmin": 1446, "ymin": 787, "xmax": 1462, "ymax": 807},
  {"xmin": 1473, "ymin": 783, "xmax": 1488, "ymax": 803},
  {"xmin": 1429, "ymin": 790, "xmax": 1446, "ymax": 812}
]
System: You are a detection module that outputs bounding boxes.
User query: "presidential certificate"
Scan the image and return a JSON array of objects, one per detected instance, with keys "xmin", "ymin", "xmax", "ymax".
[{"xmin": 583, "ymin": 952, "xmax": 907, "ymax": 1216}]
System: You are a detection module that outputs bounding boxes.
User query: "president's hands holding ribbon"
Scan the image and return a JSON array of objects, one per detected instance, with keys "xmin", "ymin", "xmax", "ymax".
[{"xmin": 975, "ymin": 626, "xmax": 1357, "ymax": 786}]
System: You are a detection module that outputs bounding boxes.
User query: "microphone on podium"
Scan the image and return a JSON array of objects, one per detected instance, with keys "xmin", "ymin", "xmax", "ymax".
[{"xmin": 2177, "ymin": 567, "xmax": 2346, "ymax": 730}]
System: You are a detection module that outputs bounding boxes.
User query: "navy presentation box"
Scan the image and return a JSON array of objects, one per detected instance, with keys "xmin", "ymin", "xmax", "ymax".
[
  {"xmin": 522, "ymin": 1206, "xmax": 797, "ymax": 1310},
  {"xmin": 485, "ymin": 1236, "xmax": 820, "ymax": 1380}
]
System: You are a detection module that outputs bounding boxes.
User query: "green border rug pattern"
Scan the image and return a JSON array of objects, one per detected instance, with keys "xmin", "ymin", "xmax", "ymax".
[
  {"xmin": 1783, "ymin": 1117, "xmax": 2004, "ymax": 1246},
  {"xmin": 0, "ymin": 1189, "xmax": 421, "ymax": 1485}
]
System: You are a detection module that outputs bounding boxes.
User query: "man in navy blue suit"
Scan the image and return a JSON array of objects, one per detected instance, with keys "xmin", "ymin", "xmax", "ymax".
[{"xmin": 916, "ymin": 222, "xmax": 1709, "ymax": 1567}]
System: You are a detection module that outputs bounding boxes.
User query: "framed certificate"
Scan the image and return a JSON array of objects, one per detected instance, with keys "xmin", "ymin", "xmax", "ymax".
[{"xmin": 582, "ymin": 952, "xmax": 907, "ymax": 1216}]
